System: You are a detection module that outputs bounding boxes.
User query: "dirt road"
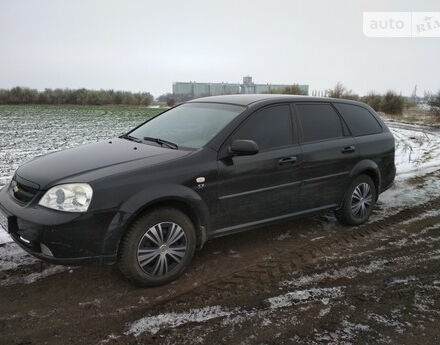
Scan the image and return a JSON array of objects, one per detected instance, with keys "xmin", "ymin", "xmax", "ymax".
[{"xmin": 1, "ymin": 122, "xmax": 439, "ymax": 345}]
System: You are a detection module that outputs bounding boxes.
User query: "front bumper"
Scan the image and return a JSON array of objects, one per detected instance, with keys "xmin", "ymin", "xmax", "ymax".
[
  {"xmin": 0, "ymin": 186, "xmax": 126, "ymax": 265},
  {"xmin": 10, "ymin": 232, "xmax": 116, "ymax": 265}
]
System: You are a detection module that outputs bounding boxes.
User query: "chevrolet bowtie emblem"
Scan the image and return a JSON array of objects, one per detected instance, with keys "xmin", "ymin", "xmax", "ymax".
[{"xmin": 13, "ymin": 185, "xmax": 19, "ymax": 193}]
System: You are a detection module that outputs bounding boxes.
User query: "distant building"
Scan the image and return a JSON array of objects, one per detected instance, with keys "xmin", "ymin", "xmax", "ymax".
[
  {"xmin": 172, "ymin": 76, "xmax": 308, "ymax": 98},
  {"xmin": 311, "ymin": 89, "xmax": 329, "ymax": 97}
]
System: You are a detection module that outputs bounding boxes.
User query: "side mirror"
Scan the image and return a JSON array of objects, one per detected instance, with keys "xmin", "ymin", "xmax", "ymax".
[{"xmin": 229, "ymin": 139, "xmax": 259, "ymax": 156}]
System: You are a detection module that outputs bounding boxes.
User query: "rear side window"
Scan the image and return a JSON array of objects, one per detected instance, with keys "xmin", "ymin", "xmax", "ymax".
[
  {"xmin": 296, "ymin": 104, "xmax": 343, "ymax": 142},
  {"xmin": 334, "ymin": 103, "xmax": 382, "ymax": 136},
  {"xmin": 232, "ymin": 105, "xmax": 293, "ymax": 151}
]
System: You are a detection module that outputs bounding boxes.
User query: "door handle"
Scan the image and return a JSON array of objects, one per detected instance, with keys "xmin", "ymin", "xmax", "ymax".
[
  {"xmin": 341, "ymin": 146, "xmax": 356, "ymax": 154},
  {"xmin": 278, "ymin": 156, "xmax": 298, "ymax": 165}
]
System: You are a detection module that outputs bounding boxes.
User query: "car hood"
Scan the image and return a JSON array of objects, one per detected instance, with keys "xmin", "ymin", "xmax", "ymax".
[{"xmin": 16, "ymin": 138, "xmax": 190, "ymax": 189}]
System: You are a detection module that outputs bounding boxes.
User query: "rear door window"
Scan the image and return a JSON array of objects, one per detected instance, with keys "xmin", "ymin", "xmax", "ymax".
[
  {"xmin": 333, "ymin": 103, "xmax": 382, "ymax": 136},
  {"xmin": 296, "ymin": 103, "xmax": 343, "ymax": 143},
  {"xmin": 232, "ymin": 104, "xmax": 293, "ymax": 151}
]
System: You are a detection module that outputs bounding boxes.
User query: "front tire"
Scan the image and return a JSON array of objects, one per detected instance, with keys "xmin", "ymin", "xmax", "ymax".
[
  {"xmin": 118, "ymin": 207, "xmax": 196, "ymax": 286},
  {"xmin": 335, "ymin": 174, "xmax": 377, "ymax": 226}
]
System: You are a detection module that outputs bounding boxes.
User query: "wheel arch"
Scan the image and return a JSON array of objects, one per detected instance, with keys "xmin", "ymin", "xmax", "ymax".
[
  {"xmin": 349, "ymin": 160, "xmax": 381, "ymax": 200},
  {"xmin": 127, "ymin": 198, "xmax": 207, "ymax": 248},
  {"xmin": 104, "ymin": 184, "xmax": 210, "ymax": 257}
]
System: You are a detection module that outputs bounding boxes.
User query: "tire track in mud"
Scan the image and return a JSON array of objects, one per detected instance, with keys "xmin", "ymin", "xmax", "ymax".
[
  {"xmin": 124, "ymin": 207, "xmax": 440, "ymax": 344},
  {"xmin": 261, "ymin": 224, "xmax": 440, "ymax": 345},
  {"xmin": 148, "ymin": 196, "xmax": 440, "ymax": 311},
  {"xmin": 123, "ymin": 221, "xmax": 440, "ymax": 345}
]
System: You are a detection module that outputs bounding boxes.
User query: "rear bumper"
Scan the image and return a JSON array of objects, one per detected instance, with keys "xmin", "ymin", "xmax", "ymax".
[{"xmin": 380, "ymin": 164, "xmax": 396, "ymax": 194}]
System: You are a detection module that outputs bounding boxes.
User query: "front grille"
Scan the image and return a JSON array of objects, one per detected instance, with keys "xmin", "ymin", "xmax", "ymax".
[{"xmin": 10, "ymin": 177, "xmax": 39, "ymax": 203}]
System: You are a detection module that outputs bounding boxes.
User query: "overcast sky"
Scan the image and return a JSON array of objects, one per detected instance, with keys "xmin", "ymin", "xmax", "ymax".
[{"xmin": 1, "ymin": 0, "xmax": 439, "ymax": 97}]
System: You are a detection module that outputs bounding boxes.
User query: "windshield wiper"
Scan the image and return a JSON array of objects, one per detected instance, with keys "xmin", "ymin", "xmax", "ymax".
[
  {"xmin": 143, "ymin": 137, "xmax": 179, "ymax": 149},
  {"xmin": 119, "ymin": 134, "xmax": 142, "ymax": 143}
]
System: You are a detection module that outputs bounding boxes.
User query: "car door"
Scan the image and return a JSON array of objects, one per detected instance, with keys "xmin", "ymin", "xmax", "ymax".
[
  {"xmin": 213, "ymin": 104, "xmax": 302, "ymax": 232},
  {"xmin": 294, "ymin": 102, "xmax": 359, "ymax": 211}
]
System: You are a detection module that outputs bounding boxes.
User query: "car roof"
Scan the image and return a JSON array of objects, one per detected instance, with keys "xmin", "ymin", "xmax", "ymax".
[{"xmin": 187, "ymin": 94, "xmax": 368, "ymax": 107}]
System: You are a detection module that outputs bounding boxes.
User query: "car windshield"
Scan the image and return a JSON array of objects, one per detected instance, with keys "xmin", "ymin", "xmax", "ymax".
[{"xmin": 129, "ymin": 103, "xmax": 244, "ymax": 149}]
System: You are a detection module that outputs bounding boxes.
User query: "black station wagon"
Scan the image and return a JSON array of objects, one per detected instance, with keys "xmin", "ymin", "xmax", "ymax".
[{"xmin": 0, "ymin": 95, "xmax": 396, "ymax": 286}]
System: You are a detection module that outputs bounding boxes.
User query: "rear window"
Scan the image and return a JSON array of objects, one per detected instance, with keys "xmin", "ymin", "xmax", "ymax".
[
  {"xmin": 334, "ymin": 103, "xmax": 382, "ymax": 136},
  {"xmin": 296, "ymin": 103, "xmax": 343, "ymax": 142}
]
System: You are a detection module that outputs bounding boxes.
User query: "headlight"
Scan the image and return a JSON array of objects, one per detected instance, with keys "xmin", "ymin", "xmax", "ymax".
[{"xmin": 38, "ymin": 183, "xmax": 93, "ymax": 212}]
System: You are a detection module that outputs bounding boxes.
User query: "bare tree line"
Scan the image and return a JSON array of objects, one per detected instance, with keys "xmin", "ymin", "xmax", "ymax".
[
  {"xmin": 2, "ymin": 84, "xmax": 439, "ymax": 116},
  {"xmin": 0, "ymin": 87, "xmax": 154, "ymax": 106}
]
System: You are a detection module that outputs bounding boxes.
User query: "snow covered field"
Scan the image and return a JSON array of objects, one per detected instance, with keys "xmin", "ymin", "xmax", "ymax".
[
  {"xmin": 376, "ymin": 123, "xmax": 440, "ymax": 211},
  {"xmin": 0, "ymin": 105, "xmax": 160, "ymax": 187},
  {"xmin": 391, "ymin": 122, "xmax": 440, "ymax": 177}
]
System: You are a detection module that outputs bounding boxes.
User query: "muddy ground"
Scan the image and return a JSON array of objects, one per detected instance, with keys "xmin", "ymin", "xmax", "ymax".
[{"xmin": 1, "ymin": 122, "xmax": 440, "ymax": 345}]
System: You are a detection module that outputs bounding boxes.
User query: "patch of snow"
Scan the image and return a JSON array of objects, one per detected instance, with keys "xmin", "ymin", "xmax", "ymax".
[
  {"xmin": 0, "ymin": 242, "xmax": 38, "ymax": 271},
  {"xmin": 321, "ymin": 297, "xmax": 330, "ymax": 305},
  {"xmin": 342, "ymin": 320, "xmax": 370, "ymax": 333},
  {"xmin": 0, "ymin": 265, "xmax": 70, "ymax": 286},
  {"xmin": 311, "ymin": 236, "xmax": 326, "ymax": 242},
  {"xmin": 314, "ymin": 319, "xmax": 370, "ymax": 344},
  {"xmin": 275, "ymin": 232, "xmax": 291, "ymax": 241},
  {"xmin": 391, "ymin": 125, "xmax": 440, "ymax": 178},
  {"xmin": 98, "ymin": 333, "xmax": 121, "ymax": 345},
  {"xmin": 0, "ymin": 226, "xmax": 12, "ymax": 244},
  {"xmin": 386, "ymin": 276, "xmax": 418, "ymax": 287},
  {"xmin": 261, "ymin": 318, "xmax": 272, "ymax": 326},
  {"xmin": 388, "ymin": 220, "xmax": 440, "ymax": 247},
  {"xmin": 340, "ymin": 320, "xmax": 371, "ymax": 340},
  {"xmin": 127, "ymin": 286, "xmax": 339, "ymax": 337},
  {"xmin": 413, "ymin": 222, "xmax": 440, "ymax": 235},
  {"xmin": 319, "ymin": 306, "xmax": 331, "ymax": 317},
  {"xmin": 389, "ymin": 238, "xmax": 409, "ymax": 247},
  {"xmin": 228, "ymin": 249, "xmax": 241, "ymax": 258},
  {"xmin": 127, "ymin": 306, "xmax": 235, "ymax": 336},
  {"xmin": 266, "ymin": 287, "xmax": 343, "ymax": 309},
  {"xmin": 375, "ymin": 176, "xmax": 440, "ymax": 218},
  {"xmin": 368, "ymin": 313, "xmax": 406, "ymax": 334},
  {"xmin": 221, "ymin": 312, "xmax": 254, "ymax": 327},
  {"xmin": 282, "ymin": 259, "xmax": 389, "ymax": 288},
  {"xmin": 78, "ymin": 298, "xmax": 102, "ymax": 309},
  {"xmin": 401, "ymin": 210, "xmax": 440, "ymax": 225}
]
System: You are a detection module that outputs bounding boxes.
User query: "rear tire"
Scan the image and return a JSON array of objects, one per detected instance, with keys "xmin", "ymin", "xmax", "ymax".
[
  {"xmin": 335, "ymin": 174, "xmax": 377, "ymax": 226},
  {"xmin": 118, "ymin": 207, "xmax": 196, "ymax": 287}
]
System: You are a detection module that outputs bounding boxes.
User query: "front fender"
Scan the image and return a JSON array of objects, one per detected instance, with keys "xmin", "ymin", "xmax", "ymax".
[
  {"xmin": 101, "ymin": 184, "xmax": 210, "ymax": 255},
  {"xmin": 120, "ymin": 183, "xmax": 210, "ymax": 224}
]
